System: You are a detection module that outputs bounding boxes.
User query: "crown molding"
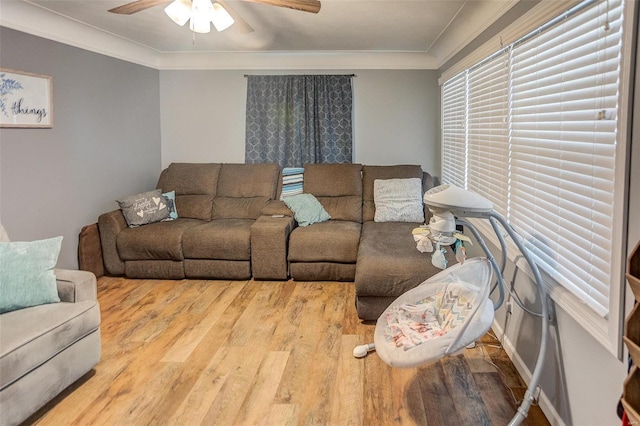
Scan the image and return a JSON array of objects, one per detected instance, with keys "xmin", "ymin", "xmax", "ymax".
[
  {"xmin": 157, "ymin": 50, "xmax": 438, "ymax": 70},
  {"xmin": 0, "ymin": 1, "xmax": 161, "ymax": 69},
  {"xmin": 1, "ymin": 1, "xmax": 438, "ymax": 70}
]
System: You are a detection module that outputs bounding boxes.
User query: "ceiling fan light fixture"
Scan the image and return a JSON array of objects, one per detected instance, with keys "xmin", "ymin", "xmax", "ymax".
[
  {"xmin": 211, "ymin": 3, "xmax": 234, "ymax": 32},
  {"xmin": 164, "ymin": 0, "xmax": 191, "ymax": 26},
  {"xmin": 189, "ymin": 0, "xmax": 213, "ymax": 33}
]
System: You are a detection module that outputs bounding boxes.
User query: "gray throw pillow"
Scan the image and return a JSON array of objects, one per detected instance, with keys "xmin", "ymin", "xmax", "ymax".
[
  {"xmin": 374, "ymin": 178, "xmax": 424, "ymax": 223},
  {"xmin": 117, "ymin": 189, "xmax": 171, "ymax": 227}
]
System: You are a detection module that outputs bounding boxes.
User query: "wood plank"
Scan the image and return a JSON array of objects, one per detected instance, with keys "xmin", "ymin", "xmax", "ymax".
[
  {"xmin": 441, "ymin": 354, "xmax": 492, "ymax": 425},
  {"xmin": 266, "ymin": 404, "xmax": 299, "ymax": 425},
  {"xmin": 160, "ymin": 281, "xmax": 244, "ymax": 362},
  {"xmin": 274, "ymin": 283, "xmax": 327, "ymax": 407},
  {"xmin": 198, "ymin": 344, "xmax": 266, "ymax": 425},
  {"xmin": 165, "ymin": 345, "xmax": 238, "ymax": 425},
  {"xmin": 233, "ymin": 350, "xmax": 290, "ymax": 425},
  {"xmin": 415, "ymin": 361, "xmax": 461, "ymax": 426},
  {"xmin": 299, "ymin": 284, "xmax": 348, "ymax": 424},
  {"xmin": 474, "ymin": 371, "xmax": 518, "ymax": 426},
  {"xmin": 330, "ymin": 334, "xmax": 364, "ymax": 426}
]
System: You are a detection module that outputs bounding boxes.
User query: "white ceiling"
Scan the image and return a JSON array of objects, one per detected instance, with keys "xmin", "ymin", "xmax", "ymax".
[{"xmin": 0, "ymin": 0, "xmax": 528, "ymax": 69}]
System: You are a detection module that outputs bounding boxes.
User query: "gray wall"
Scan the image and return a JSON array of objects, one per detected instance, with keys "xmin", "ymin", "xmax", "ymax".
[
  {"xmin": 160, "ymin": 70, "xmax": 442, "ymax": 174},
  {"xmin": 0, "ymin": 27, "xmax": 162, "ymax": 268}
]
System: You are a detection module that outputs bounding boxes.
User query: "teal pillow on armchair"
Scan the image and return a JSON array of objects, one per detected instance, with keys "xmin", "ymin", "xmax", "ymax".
[{"xmin": 0, "ymin": 236, "xmax": 62, "ymax": 314}]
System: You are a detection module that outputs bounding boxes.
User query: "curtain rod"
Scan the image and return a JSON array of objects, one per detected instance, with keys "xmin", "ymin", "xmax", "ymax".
[{"xmin": 244, "ymin": 74, "xmax": 356, "ymax": 77}]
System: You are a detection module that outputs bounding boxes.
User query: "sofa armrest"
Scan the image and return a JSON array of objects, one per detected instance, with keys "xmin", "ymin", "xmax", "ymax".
[
  {"xmin": 55, "ymin": 269, "xmax": 97, "ymax": 303},
  {"xmin": 261, "ymin": 200, "xmax": 293, "ymax": 217},
  {"xmin": 98, "ymin": 209, "xmax": 127, "ymax": 275},
  {"xmin": 251, "ymin": 215, "xmax": 296, "ymax": 280}
]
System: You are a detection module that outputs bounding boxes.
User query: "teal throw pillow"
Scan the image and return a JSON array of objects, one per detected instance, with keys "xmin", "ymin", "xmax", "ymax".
[
  {"xmin": 0, "ymin": 236, "xmax": 62, "ymax": 313},
  {"xmin": 163, "ymin": 190, "xmax": 178, "ymax": 220},
  {"xmin": 283, "ymin": 193, "xmax": 331, "ymax": 226}
]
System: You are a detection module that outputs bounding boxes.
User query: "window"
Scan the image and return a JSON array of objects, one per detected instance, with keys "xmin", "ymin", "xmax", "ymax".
[
  {"xmin": 441, "ymin": 0, "xmax": 629, "ymax": 352},
  {"xmin": 245, "ymin": 74, "xmax": 354, "ymax": 168}
]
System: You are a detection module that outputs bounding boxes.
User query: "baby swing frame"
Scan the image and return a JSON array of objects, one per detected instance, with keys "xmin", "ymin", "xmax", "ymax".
[
  {"xmin": 460, "ymin": 210, "xmax": 550, "ymax": 426},
  {"xmin": 356, "ymin": 185, "xmax": 550, "ymax": 426}
]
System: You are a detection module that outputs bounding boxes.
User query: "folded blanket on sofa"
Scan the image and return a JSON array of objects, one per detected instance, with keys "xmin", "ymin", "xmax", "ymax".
[{"xmin": 281, "ymin": 167, "xmax": 304, "ymax": 200}]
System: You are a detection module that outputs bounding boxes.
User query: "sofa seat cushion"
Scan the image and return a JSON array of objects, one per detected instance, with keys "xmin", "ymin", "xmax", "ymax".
[
  {"xmin": 182, "ymin": 219, "xmax": 254, "ymax": 261},
  {"xmin": 355, "ymin": 221, "xmax": 456, "ymax": 298},
  {"xmin": 288, "ymin": 220, "xmax": 361, "ymax": 263},
  {"xmin": 0, "ymin": 300, "xmax": 100, "ymax": 390},
  {"xmin": 116, "ymin": 218, "xmax": 204, "ymax": 261}
]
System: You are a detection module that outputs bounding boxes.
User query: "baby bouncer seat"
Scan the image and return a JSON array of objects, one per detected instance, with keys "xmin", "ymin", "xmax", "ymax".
[
  {"xmin": 354, "ymin": 184, "xmax": 550, "ymax": 426},
  {"xmin": 375, "ymin": 258, "xmax": 494, "ymax": 368}
]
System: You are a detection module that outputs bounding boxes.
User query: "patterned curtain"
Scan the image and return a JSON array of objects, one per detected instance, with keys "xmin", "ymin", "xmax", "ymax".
[{"xmin": 245, "ymin": 75, "xmax": 353, "ymax": 168}]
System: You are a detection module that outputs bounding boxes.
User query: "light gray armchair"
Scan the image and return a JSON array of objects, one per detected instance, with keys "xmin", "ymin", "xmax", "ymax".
[{"xmin": 0, "ymin": 269, "xmax": 101, "ymax": 426}]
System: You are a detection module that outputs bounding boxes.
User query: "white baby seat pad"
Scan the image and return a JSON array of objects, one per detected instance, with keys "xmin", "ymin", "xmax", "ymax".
[{"xmin": 374, "ymin": 258, "xmax": 494, "ymax": 368}]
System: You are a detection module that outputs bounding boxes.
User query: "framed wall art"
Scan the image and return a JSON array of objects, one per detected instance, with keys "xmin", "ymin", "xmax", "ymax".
[{"xmin": 0, "ymin": 68, "xmax": 53, "ymax": 128}]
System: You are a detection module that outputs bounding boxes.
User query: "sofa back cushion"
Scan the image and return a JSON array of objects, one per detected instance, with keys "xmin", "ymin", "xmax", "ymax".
[
  {"xmin": 302, "ymin": 163, "xmax": 363, "ymax": 222},
  {"xmin": 157, "ymin": 163, "xmax": 222, "ymax": 221},
  {"xmin": 362, "ymin": 165, "xmax": 425, "ymax": 222},
  {"xmin": 212, "ymin": 163, "xmax": 280, "ymax": 220}
]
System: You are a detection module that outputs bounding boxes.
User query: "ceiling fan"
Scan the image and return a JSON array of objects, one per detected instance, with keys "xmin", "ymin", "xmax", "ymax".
[{"xmin": 108, "ymin": 0, "xmax": 321, "ymax": 34}]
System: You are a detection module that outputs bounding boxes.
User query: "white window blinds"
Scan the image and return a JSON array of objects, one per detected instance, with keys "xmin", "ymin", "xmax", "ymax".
[
  {"xmin": 441, "ymin": 0, "xmax": 625, "ymax": 318},
  {"xmin": 441, "ymin": 73, "xmax": 467, "ymax": 189},
  {"xmin": 467, "ymin": 53, "xmax": 510, "ymax": 219},
  {"xmin": 509, "ymin": 0, "xmax": 623, "ymax": 317}
]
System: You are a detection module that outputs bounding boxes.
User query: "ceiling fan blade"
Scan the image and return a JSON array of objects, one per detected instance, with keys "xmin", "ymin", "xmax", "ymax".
[
  {"xmin": 242, "ymin": 0, "xmax": 321, "ymax": 14},
  {"xmin": 218, "ymin": 0, "xmax": 255, "ymax": 34},
  {"xmin": 108, "ymin": 0, "xmax": 170, "ymax": 14}
]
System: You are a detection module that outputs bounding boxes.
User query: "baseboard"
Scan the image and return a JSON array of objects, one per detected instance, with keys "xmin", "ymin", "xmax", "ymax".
[{"xmin": 491, "ymin": 319, "xmax": 565, "ymax": 426}]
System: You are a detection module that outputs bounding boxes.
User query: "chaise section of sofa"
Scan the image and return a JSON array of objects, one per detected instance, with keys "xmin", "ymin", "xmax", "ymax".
[
  {"xmin": 287, "ymin": 163, "xmax": 363, "ymax": 281},
  {"xmin": 354, "ymin": 165, "xmax": 456, "ymax": 320},
  {"xmin": 98, "ymin": 162, "xmax": 280, "ymax": 280}
]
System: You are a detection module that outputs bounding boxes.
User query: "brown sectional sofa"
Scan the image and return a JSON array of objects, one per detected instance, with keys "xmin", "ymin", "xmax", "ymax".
[{"xmin": 98, "ymin": 162, "xmax": 454, "ymax": 320}]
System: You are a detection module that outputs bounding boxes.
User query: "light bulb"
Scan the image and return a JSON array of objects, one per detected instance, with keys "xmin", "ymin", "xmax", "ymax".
[
  {"xmin": 164, "ymin": 0, "xmax": 191, "ymax": 26},
  {"xmin": 190, "ymin": 0, "xmax": 213, "ymax": 33},
  {"xmin": 211, "ymin": 2, "xmax": 234, "ymax": 32}
]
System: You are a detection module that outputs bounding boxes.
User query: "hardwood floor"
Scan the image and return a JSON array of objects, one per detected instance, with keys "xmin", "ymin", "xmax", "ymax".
[{"xmin": 28, "ymin": 277, "xmax": 550, "ymax": 425}]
